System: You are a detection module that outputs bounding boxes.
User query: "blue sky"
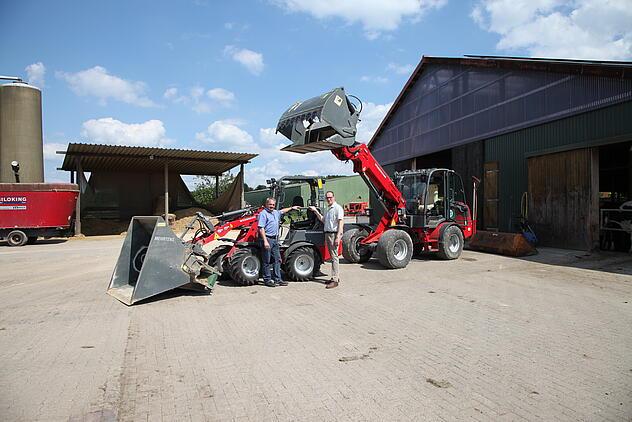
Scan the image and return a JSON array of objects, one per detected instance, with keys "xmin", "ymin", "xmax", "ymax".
[{"xmin": 2, "ymin": 0, "xmax": 630, "ymax": 186}]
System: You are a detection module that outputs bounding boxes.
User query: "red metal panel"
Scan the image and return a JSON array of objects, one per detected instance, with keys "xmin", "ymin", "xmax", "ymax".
[{"xmin": 0, "ymin": 186, "xmax": 78, "ymax": 229}]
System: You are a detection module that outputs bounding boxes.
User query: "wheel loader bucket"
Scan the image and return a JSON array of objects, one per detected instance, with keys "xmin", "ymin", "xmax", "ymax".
[
  {"xmin": 107, "ymin": 216, "xmax": 215, "ymax": 305},
  {"xmin": 467, "ymin": 230, "xmax": 537, "ymax": 257},
  {"xmin": 277, "ymin": 87, "xmax": 359, "ymax": 154}
]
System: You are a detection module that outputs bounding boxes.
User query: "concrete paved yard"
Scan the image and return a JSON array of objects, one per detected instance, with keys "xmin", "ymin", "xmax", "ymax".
[{"xmin": 0, "ymin": 237, "xmax": 631, "ymax": 421}]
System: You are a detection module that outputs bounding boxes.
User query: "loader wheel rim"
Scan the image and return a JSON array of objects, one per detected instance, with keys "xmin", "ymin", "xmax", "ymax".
[
  {"xmin": 293, "ymin": 254, "xmax": 313, "ymax": 277},
  {"xmin": 241, "ymin": 256, "xmax": 260, "ymax": 277},
  {"xmin": 393, "ymin": 239, "xmax": 408, "ymax": 261},
  {"xmin": 448, "ymin": 233, "xmax": 461, "ymax": 253}
]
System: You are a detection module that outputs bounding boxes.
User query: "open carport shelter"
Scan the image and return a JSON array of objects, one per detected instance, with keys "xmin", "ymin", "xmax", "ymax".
[
  {"xmin": 369, "ymin": 55, "xmax": 632, "ymax": 251},
  {"xmin": 59, "ymin": 143, "xmax": 256, "ymax": 235}
]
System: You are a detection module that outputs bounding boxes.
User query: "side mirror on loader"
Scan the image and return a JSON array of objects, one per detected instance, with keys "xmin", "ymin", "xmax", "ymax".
[{"xmin": 276, "ymin": 87, "xmax": 360, "ymax": 153}]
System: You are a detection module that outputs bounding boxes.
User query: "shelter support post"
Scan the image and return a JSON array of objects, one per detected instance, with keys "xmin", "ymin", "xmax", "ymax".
[
  {"xmin": 164, "ymin": 161, "xmax": 169, "ymax": 221},
  {"xmin": 215, "ymin": 175, "xmax": 219, "ymax": 200},
  {"xmin": 75, "ymin": 160, "xmax": 82, "ymax": 236},
  {"xmin": 240, "ymin": 164, "xmax": 245, "ymax": 208}
]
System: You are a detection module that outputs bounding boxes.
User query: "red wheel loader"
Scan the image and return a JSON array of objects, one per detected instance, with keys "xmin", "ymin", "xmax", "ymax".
[{"xmin": 276, "ymin": 87, "xmax": 479, "ymax": 269}]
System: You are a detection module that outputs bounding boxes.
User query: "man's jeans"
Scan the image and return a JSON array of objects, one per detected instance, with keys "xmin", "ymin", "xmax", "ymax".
[
  {"xmin": 261, "ymin": 238, "xmax": 282, "ymax": 283},
  {"xmin": 325, "ymin": 233, "xmax": 340, "ymax": 281}
]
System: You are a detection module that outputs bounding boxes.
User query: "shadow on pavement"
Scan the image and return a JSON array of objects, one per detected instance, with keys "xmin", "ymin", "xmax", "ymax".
[{"xmin": 517, "ymin": 248, "xmax": 632, "ymax": 276}]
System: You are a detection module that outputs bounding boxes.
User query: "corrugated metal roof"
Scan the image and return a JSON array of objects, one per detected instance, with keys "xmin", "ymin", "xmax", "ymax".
[
  {"xmin": 369, "ymin": 55, "xmax": 632, "ymax": 149},
  {"xmin": 59, "ymin": 143, "xmax": 257, "ymax": 175}
]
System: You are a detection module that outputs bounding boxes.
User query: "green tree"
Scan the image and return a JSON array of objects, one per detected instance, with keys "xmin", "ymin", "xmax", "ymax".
[{"xmin": 191, "ymin": 173, "xmax": 236, "ymax": 205}]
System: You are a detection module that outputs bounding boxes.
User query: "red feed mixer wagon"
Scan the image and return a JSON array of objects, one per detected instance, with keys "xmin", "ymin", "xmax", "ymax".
[{"xmin": 0, "ymin": 183, "xmax": 79, "ymax": 246}]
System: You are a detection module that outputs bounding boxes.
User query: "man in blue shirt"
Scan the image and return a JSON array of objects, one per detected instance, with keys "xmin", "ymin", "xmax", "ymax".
[{"xmin": 258, "ymin": 197, "xmax": 300, "ymax": 287}]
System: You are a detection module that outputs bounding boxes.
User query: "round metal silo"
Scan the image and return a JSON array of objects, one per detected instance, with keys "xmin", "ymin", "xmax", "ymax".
[{"xmin": 0, "ymin": 82, "xmax": 44, "ymax": 183}]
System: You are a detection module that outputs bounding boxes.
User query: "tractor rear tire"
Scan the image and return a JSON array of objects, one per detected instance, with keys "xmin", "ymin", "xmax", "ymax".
[
  {"xmin": 7, "ymin": 230, "xmax": 28, "ymax": 247},
  {"xmin": 228, "ymin": 247, "xmax": 261, "ymax": 286},
  {"xmin": 375, "ymin": 229, "xmax": 413, "ymax": 269},
  {"xmin": 283, "ymin": 246, "xmax": 315, "ymax": 281},
  {"xmin": 437, "ymin": 225, "xmax": 464, "ymax": 260},
  {"xmin": 342, "ymin": 228, "xmax": 372, "ymax": 263}
]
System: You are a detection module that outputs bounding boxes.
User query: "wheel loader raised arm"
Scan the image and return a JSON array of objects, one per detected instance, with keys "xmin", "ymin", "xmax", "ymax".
[{"xmin": 276, "ymin": 87, "xmax": 479, "ymax": 269}]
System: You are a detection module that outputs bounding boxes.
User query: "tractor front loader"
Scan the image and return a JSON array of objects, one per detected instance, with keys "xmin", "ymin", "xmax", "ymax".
[{"xmin": 276, "ymin": 87, "xmax": 479, "ymax": 269}]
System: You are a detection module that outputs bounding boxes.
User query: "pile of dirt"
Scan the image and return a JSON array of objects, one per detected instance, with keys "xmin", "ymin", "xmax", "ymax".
[
  {"xmin": 80, "ymin": 219, "xmax": 129, "ymax": 236},
  {"xmin": 172, "ymin": 207, "xmax": 218, "ymax": 236},
  {"xmin": 80, "ymin": 207, "xmax": 217, "ymax": 237}
]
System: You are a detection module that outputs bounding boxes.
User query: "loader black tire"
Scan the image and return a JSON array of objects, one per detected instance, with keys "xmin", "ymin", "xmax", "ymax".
[
  {"xmin": 437, "ymin": 225, "xmax": 464, "ymax": 260},
  {"xmin": 228, "ymin": 247, "xmax": 261, "ymax": 286},
  {"xmin": 209, "ymin": 245, "xmax": 231, "ymax": 280},
  {"xmin": 342, "ymin": 228, "xmax": 372, "ymax": 263},
  {"xmin": 375, "ymin": 229, "xmax": 413, "ymax": 269},
  {"xmin": 7, "ymin": 230, "xmax": 28, "ymax": 247},
  {"xmin": 283, "ymin": 246, "xmax": 315, "ymax": 281}
]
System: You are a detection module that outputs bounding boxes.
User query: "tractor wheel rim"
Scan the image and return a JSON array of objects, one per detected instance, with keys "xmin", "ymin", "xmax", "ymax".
[
  {"xmin": 294, "ymin": 254, "xmax": 313, "ymax": 276},
  {"xmin": 448, "ymin": 234, "xmax": 460, "ymax": 253},
  {"xmin": 393, "ymin": 239, "xmax": 408, "ymax": 261},
  {"xmin": 10, "ymin": 234, "xmax": 21, "ymax": 244},
  {"xmin": 241, "ymin": 256, "xmax": 259, "ymax": 277}
]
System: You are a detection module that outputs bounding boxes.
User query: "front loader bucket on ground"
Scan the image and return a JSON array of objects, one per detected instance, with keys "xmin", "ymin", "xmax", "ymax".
[
  {"xmin": 107, "ymin": 216, "xmax": 213, "ymax": 305},
  {"xmin": 277, "ymin": 87, "xmax": 359, "ymax": 154},
  {"xmin": 467, "ymin": 230, "xmax": 537, "ymax": 257}
]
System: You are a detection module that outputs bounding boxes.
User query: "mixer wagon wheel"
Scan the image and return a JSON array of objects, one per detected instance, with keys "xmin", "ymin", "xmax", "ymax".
[{"xmin": 7, "ymin": 230, "xmax": 28, "ymax": 247}]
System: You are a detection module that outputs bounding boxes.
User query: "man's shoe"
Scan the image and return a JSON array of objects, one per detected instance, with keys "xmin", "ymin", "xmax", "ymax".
[
  {"xmin": 325, "ymin": 281, "xmax": 339, "ymax": 289},
  {"xmin": 274, "ymin": 280, "xmax": 288, "ymax": 286},
  {"xmin": 264, "ymin": 281, "xmax": 276, "ymax": 287}
]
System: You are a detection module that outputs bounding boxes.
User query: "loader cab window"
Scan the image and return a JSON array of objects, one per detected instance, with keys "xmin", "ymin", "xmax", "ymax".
[
  {"xmin": 398, "ymin": 174, "xmax": 427, "ymax": 215},
  {"xmin": 449, "ymin": 173, "xmax": 466, "ymax": 205},
  {"xmin": 426, "ymin": 171, "xmax": 446, "ymax": 222}
]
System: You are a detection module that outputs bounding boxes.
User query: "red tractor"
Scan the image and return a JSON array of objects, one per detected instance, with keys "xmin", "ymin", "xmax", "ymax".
[{"xmin": 276, "ymin": 87, "xmax": 479, "ymax": 269}]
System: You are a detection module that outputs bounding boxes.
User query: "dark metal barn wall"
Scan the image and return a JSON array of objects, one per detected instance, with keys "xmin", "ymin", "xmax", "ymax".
[
  {"xmin": 371, "ymin": 63, "xmax": 632, "ymax": 166},
  {"xmin": 485, "ymin": 100, "xmax": 632, "ymax": 233},
  {"xmin": 451, "ymin": 141, "xmax": 484, "ymax": 225}
]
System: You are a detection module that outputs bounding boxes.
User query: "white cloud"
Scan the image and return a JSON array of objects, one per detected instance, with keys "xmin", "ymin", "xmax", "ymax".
[
  {"xmin": 42, "ymin": 142, "xmax": 68, "ymax": 160},
  {"xmin": 207, "ymin": 88, "xmax": 235, "ymax": 105},
  {"xmin": 25, "ymin": 62, "xmax": 46, "ymax": 88},
  {"xmin": 273, "ymin": 0, "xmax": 446, "ymax": 39},
  {"xmin": 387, "ymin": 62, "xmax": 414, "ymax": 75},
  {"xmin": 164, "ymin": 86, "xmax": 235, "ymax": 113},
  {"xmin": 81, "ymin": 118, "xmax": 173, "ymax": 146},
  {"xmin": 360, "ymin": 75, "xmax": 389, "ymax": 83},
  {"xmin": 57, "ymin": 66, "xmax": 156, "ymax": 107},
  {"xmin": 163, "ymin": 87, "xmax": 179, "ymax": 100},
  {"xmin": 224, "ymin": 45, "xmax": 265, "ymax": 75},
  {"xmin": 471, "ymin": 0, "xmax": 632, "ymax": 60},
  {"xmin": 196, "ymin": 120, "xmax": 256, "ymax": 150},
  {"xmin": 357, "ymin": 102, "xmax": 393, "ymax": 143}
]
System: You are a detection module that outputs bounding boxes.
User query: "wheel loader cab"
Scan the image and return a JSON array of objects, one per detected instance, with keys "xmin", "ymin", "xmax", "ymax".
[{"xmin": 396, "ymin": 169, "xmax": 468, "ymax": 229}]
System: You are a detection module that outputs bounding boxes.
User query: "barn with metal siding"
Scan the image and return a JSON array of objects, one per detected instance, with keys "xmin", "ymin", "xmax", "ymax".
[{"xmin": 369, "ymin": 56, "xmax": 632, "ymax": 251}]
